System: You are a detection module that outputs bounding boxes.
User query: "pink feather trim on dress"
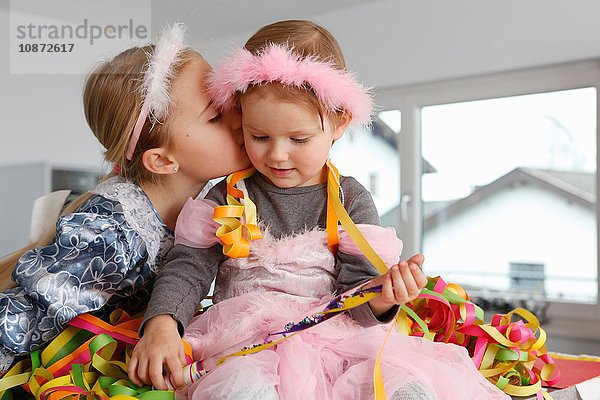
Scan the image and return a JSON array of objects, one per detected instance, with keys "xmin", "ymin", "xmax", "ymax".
[{"xmin": 174, "ymin": 197, "xmax": 402, "ymax": 268}]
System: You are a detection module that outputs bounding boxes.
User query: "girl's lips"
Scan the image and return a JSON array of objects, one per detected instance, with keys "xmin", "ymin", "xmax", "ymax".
[{"xmin": 269, "ymin": 167, "xmax": 293, "ymax": 177}]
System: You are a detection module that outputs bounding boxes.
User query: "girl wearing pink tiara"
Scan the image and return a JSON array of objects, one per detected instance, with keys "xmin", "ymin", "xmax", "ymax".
[
  {"xmin": 0, "ymin": 24, "xmax": 249, "ymax": 374},
  {"xmin": 132, "ymin": 20, "xmax": 509, "ymax": 400}
]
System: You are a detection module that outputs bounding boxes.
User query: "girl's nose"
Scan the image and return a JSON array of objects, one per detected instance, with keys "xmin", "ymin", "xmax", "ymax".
[{"xmin": 269, "ymin": 143, "xmax": 288, "ymax": 162}]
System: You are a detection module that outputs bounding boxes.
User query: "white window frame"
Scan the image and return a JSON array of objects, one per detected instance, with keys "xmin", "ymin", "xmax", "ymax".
[{"xmin": 375, "ymin": 59, "xmax": 600, "ymax": 340}]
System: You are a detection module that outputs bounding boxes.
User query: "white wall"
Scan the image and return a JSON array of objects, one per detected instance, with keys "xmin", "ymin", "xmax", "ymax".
[
  {"xmin": 0, "ymin": 162, "xmax": 49, "ymax": 253},
  {"xmin": 0, "ymin": 5, "xmax": 105, "ymax": 170},
  {"xmin": 3, "ymin": 0, "xmax": 600, "ymax": 169}
]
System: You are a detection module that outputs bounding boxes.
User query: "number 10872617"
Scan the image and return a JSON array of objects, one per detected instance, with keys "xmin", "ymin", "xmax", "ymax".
[{"xmin": 18, "ymin": 43, "xmax": 74, "ymax": 53}]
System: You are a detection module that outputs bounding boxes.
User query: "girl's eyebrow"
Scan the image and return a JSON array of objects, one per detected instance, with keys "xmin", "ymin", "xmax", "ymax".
[
  {"xmin": 287, "ymin": 128, "xmax": 318, "ymax": 135},
  {"xmin": 242, "ymin": 123, "xmax": 264, "ymax": 133},
  {"xmin": 242, "ymin": 123, "xmax": 319, "ymax": 135}
]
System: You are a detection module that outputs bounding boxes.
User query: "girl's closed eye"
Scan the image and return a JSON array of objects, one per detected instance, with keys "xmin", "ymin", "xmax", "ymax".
[
  {"xmin": 250, "ymin": 134, "xmax": 269, "ymax": 142},
  {"xmin": 291, "ymin": 137, "xmax": 310, "ymax": 144},
  {"xmin": 208, "ymin": 113, "xmax": 223, "ymax": 123}
]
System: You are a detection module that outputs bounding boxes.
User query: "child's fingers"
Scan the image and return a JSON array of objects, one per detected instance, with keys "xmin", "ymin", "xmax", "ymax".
[
  {"xmin": 381, "ymin": 270, "xmax": 395, "ymax": 302},
  {"xmin": 149, "ymin": 357, "xmax": 168, "ymax": 390},
  {"xmin": 166, "ymin": 354, "xmax": 185, "ymax": 390},
  {"xmin": 399, "ymin": 262, "xmax": 421, "ymax": 301},
  {"xmin": 407, "ymin": 253, "xmax": 425, "ymax": 267},
  {"xmin": 135, "ymin": 357, "xmax": 150, "ymax": 386},
  {"xmin": 390, "ymin": 263, "xmax": 409, "ymax": 303},
  {"xmin": 127, "ymin": 355, "xmax": 142, "ymax": 386},
  {"xmin": 406, "ymin": 252, "xmax": 427, "ymax": 290},
  {"xmin": 409, "ymin": 263, "xmax": 428, "ymax": 289}
]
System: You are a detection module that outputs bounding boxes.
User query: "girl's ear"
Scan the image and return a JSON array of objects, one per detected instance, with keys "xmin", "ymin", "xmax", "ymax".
[
  {"xmin": 332, "ymin": 112, "xmax": 352, "ymax": 141},
  {"xmin": 141, "ymin": 147, "xmax": 178, "ymax": 175}
]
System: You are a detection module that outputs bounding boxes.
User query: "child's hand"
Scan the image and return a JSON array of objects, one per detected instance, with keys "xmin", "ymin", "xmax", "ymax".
[
  {"xmin": 128, "ymin": 314, "xmax": 186, "ymax": 390},
  {"xmin": 366, "ymin": 253, "xmax": 427, "ymax": 317}
]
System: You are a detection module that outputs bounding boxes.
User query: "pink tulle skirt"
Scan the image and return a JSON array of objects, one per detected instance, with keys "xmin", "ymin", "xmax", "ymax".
[{"xmin": 179, "ymin": 292, "xmax": 509, "ymax": 400}]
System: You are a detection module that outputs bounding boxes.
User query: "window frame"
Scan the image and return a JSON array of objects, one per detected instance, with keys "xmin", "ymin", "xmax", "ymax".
[{"xmin": 375, "ymin": 59, "xmax": 600, "ymax": 340}]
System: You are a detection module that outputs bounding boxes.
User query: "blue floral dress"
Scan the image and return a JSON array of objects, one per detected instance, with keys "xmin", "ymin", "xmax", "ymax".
[{"xmin": 0, "ymin": 177, "xmax": 174, "ymax": 370}]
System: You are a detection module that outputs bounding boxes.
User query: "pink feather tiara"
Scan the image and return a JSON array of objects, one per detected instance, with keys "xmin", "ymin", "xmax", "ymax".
[{"xmin": 208, "ymin": 44, "xmax": 374, "ymax": 125}]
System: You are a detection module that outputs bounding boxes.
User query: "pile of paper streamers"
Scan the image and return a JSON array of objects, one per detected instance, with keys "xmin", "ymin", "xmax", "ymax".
[
  {"xmin": 0, "ymin": 277, "xmax": 560, "ymax": 400},
  {"xmin": 399, "ymin": 276, "xmax": 560, "ymax": 399},
  {"xmin": 0, "ymin": 310, "xmax": 190, "ymax": 400}
]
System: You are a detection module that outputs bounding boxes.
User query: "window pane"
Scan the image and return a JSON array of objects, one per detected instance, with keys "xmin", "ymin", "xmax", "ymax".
[
  {"xmin": 331, "ymin": 111, "xmax": 401, "ymax": 218},
  {"xmin": 378, "ymin": 110, "xmax": 401, "ymax": 134},
  {"xmin": 421, "ymin": 88, "xmax": 597, "ymax": 304}
]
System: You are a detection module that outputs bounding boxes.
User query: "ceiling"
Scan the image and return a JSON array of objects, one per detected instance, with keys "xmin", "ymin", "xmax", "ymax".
[
  {"xmin": 3, "ymin": 0, "xmax": 376, "ymax": 43},
  {"xmin": 4, "ymin": 0, "xmax": 600, "ymax": 89},
  {"xmin": 150, "ymin": 0, "xmax": 374, "ymax": 43}
]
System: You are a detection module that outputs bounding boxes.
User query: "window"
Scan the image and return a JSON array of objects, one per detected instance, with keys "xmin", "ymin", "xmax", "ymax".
[
  {"xmin": 330, "ymin": 111, "xmax": 401, "ymax": 218},
  {"xmin": 374, "ymin": 59, "xmax": 600, "ymax": 341},
  {"xmin": 377, "ymin": 109, "xmax": 401, "ymax": 134},
  {"xmin": 420, "ymin": 88, "xmax": 597, "ymax": 304}
]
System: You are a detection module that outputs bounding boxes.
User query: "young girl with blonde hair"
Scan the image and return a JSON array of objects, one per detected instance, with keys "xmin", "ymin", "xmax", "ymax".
[
  {"xmin": 132, "ymin": 20, "xmax": 510, "ymax": 400},
  {"xmin": 0, "ymin": 24, "xmax": 249, "ymax": 374}
]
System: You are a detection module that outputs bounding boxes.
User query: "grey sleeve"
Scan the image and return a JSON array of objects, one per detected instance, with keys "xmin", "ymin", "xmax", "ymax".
[
  {"xmin": 142, "ymin": 244, "xmax": 223, "ymax": 335},
  {"xmin": 142, "ymin": 183, "xmax": 228, "ymax": 335},
  {"xmin": 336, "ymin": 178, "xmax": 399, "ymax": 327}
]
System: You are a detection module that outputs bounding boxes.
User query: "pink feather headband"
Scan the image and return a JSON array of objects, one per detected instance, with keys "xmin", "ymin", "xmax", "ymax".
[
  {"xmin": 208, "ymin": 44, "xmax": 374, "ymax": 125},
  {"xmin": 126, "ymin": 23, "xmax": 187, "ymax": 161}
]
